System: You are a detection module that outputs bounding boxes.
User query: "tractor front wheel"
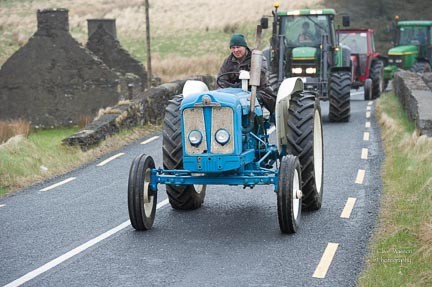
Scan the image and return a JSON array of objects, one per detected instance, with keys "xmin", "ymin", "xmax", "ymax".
[
  {"xmin": 163, "ymin": 94, "xmax": 206, "ymax": 210},
  {"xmin": 277, "ymin": 155, "xmax": 302, "ymax": 234},
  {"xmin": 329, "ymin": 71, "xmax": 351, "ymax": 122},
  {"xmin": 286, "ymin": 91, "xmax": 324, "ymax": 211},
  {"xmin": 364, "ymin": 78, "xmax": 372, "ymax": 101},
  {"xmin": 128, "ymin": 154, "xmax": 157, "ymax": 231}
]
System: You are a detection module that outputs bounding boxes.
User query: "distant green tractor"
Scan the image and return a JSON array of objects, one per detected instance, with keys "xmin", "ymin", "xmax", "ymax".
[
  {"xmin": 261, "ymin": 4, "xmax": 352, "ymax": 122},
  {"xmin": 384, "ymin": 20, "xmax": 432, "ymax": 87}
]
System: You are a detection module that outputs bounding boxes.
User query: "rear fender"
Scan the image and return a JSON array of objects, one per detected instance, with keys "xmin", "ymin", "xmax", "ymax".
[{"xmin": 275, "ymin": 77, "xmax": 304, "ymax": 153}]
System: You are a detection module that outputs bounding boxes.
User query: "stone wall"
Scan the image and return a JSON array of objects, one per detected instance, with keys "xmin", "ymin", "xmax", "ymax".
[
  {"xmin": 63, "ymin": 75, "xmax": 215, "ymax": 149},
  {"xmin": 393, "ymin": 70, "xmax": 432, "ymax": 136},
  {"xmin": 0, "ymin": 9, "xmax": 120, "ymax": 128}
]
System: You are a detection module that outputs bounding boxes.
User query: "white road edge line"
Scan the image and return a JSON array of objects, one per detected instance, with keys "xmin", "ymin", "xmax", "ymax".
[
  {"xmin": 0, "ymin": 204, "xmax": 5, "ymax": 208},
  {"xmin": 367, "ymin": 106, "xmax": 372, "ymax": 111},
  {"xmin": 368, "ymin": 101, "xmax": 373, "ymax": 106},
  {"xmin": 141, "ymin": 136, "xmax": 159, "ymax": 145},
  {"xmin": 365, "ymin": 121, "xmax": 371, "ymax": 128},
  {"xmin": 361, "ymin": 148, "xmax": 368, "ymax": 160},
  {"xmin": 96, "ymin": 153, "xmax": 125, "ymax": 167},
  {"xmin": 3, "ymin": 198, "xmax": 170, "ymax": 287},
  {"xmin": 366, "ymin": 111, "xmax": 371, "ymax": 118},
  {"xmin": 39, "ymin": 177, "xmax": 76, "ymax": 192},
  {"xmin": 355, "ymin": 169, "xmax": 366, "ymax": 184},
  {"xmin": 351, "ymin": 91, "xmax": 363, "ymax": 96},
  {"xmin": 312, "ymin": 242, "xmax": 339, "ymax": 278},
  {"xmin": 340, "ymin": 197, "xmax": 357, "ymax": 218}
]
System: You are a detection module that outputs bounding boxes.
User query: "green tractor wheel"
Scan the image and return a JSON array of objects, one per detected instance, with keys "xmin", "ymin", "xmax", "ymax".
[
  {"xmin": 410, "ymin": 61, "xmax": 431, "ymax": 74},
  {"xmin": 329, "ymin": 71, "xmax": 351, "ymax": 122},
  {"xmin": 162, "ymin": 94, "xmax": 206, "ymax": 210}
]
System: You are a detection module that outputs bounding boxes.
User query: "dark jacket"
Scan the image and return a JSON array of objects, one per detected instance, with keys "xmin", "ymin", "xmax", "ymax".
[{"xmin": 217, "ymin": 48, "xmax": 268, "ymax": 88}]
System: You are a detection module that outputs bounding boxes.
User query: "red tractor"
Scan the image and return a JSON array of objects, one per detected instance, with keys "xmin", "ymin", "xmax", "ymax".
[{"xmin": 337, "ymin": 28, "xmax": 386, "ymax": 100}]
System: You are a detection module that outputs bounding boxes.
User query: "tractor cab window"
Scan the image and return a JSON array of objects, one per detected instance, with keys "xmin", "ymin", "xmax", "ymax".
[
  {"xmin": 339, "ymin": 32, "xmax": 368, "ymax": 54},
  {"xmin": 280, "ymin": 15, "xmax": 330, "ymax": 47},
  {"xmin": 399, "ymin": 26, "xmax": 428, "ymax": 45}
]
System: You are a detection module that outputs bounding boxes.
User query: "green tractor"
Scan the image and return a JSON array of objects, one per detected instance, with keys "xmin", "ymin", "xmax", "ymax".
[
  {"xmin": 261, "ymin": 4, "xmax": 352, "ymax": 122},
  {"xmin": 384, "ymin": 20, "xmax": 432, "ymax": 87}
]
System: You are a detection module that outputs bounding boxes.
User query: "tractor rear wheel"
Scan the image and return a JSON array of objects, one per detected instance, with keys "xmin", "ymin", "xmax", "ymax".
[
  {"xmin": 128, "ymin": 154, "xmax": 157, "ymax": 231},
  {"xmin": 370, "ymin": 61, "xmax": 384, "ymax": 99},
  {"xmin": 277, "ymin": 155, "xmax": 302, "ymax": 234},
  {"xmin": 329, "ymin": 71, "xmax": 351, "ymax": 122},
  {"xmin": 162, "ymin": 94, "xmax": 206, "ymax": 210},
  {"xmin": 286, "ymin": 91, "xmax": 324, "ymax": 211},
  {"xmin": 410, "ymin": 61, "xmax": 431, "ymax": 74}
]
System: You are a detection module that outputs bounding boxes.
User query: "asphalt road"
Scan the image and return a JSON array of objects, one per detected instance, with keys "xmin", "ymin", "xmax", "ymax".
[{"xmin": 0, "ymin": 89, "xmax": 383, "ymax": 287}]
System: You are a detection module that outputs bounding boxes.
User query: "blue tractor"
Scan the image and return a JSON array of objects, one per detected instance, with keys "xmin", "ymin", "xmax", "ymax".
[{"xmin": 128, "ymin": 48, "xmax": 324, "ymax": 234}]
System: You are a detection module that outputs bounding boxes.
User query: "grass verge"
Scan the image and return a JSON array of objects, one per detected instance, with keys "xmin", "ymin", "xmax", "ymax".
[
  {"xmin": 358, "ymin": 91, "xmax": 432, "ymax": 286},
  {"xmin": 0, "ymin": 125, "xmax": 160, "ymax": 197}
]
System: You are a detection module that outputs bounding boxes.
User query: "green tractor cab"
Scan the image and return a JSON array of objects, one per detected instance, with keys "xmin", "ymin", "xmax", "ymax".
[
  {"xmin": 262, "ymin": 6, "xmax": 352, "ymax": 122},
  {"xmin": 384, "ymin": 20, "xmax": 432, "ymax": 86}
]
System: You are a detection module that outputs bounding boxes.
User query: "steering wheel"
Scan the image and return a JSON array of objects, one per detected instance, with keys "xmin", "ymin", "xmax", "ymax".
[{"xmin": 216, "ymin": 71, "xmax": 240, "ymax": 88}]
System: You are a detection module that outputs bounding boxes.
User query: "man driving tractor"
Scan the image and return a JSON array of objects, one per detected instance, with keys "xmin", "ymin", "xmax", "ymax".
[
  {"xmin": 298, "ymin": 21, "xmax": 314, "ymax": 42},
  {"xmin": 217, "ymin": 33, "xmax": 276, "ymax": 114}
]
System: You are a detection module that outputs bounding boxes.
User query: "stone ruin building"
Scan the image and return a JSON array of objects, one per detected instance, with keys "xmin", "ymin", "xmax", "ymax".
[
  {"xmin": 86, "ymin": 19, "xmax": 148, "ymax": 93},
  {"xmin": 0, "ymin": 8, "xmax": 147, "ymax": 128}
]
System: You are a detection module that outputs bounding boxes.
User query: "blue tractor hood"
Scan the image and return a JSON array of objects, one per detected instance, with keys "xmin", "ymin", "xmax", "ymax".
[
  {"xmin": 180, "ymin": 87, "xmax": 262, "ymax": 173},
  {"xmin": 181, "ymin": 88, "xmax": 262, "ymax": 116}
]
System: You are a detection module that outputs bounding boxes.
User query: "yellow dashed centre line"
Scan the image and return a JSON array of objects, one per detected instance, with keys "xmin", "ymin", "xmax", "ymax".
[
  {"xmin": 363, "ymin": 132, "xmax": 370, "ymax": 141},
  {"xmin": 40, "ymin": 177, "xmax": 76, "ymax": 192},
  {"xmin": 96, "ymin": 153, "xmax": 125, "ymax": 167},
  {"xmin": 355, "ymin": 169, "xmax": 365, "ymax": 184},
  {"xmin": 361, "ymin": 148, "xmax": 368, "ymax": 160},
  {"xmin": 366, "ymin": 111, "xmax": 371, "ymax": 118},
  {"xmin": 312, "ymin": 243, "xmax": 339, "ymax": 278},
  {"xmin": 365, "ymin": 121, "xmax": 371, "ymax": 128},
  {"xmin": 341, "ymin": 197, "xmax": 357, "ymax": 218},
  {"xmin": 140, "ymin": 136, "xmax": 159, "ymax": 145}
]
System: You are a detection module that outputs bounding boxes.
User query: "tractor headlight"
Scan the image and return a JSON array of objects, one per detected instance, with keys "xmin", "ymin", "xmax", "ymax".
[
  {"xmin": 215, "ymin": 129, "xmax": 230, "ymax": 145},
  {"xmin": 292, "ymin": 67, "xmax": 303, "ymax": 74},
  {"xmin": 305, "ymin": 67, "xmax": 316, "ymax": 74},
  {"xmin": 188, "ymin": 130, "xmax": 203, "ymax": 146}
]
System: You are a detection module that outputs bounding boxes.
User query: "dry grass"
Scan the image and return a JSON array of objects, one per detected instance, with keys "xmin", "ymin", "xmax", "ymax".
[
  {"xmin": 0, "ymin": 0, "xmax": 323, "ymax": 81},
  {"xmin": 152, "ymin": 54, "xmax": 224, "ymax": 82},
  {"xmin": 0, "ymin": 119, "xmax": 31, "ymax": 144},
  {"xmin": 0, "ymin": 0, "xmax": 323, "ymax": 45}
]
